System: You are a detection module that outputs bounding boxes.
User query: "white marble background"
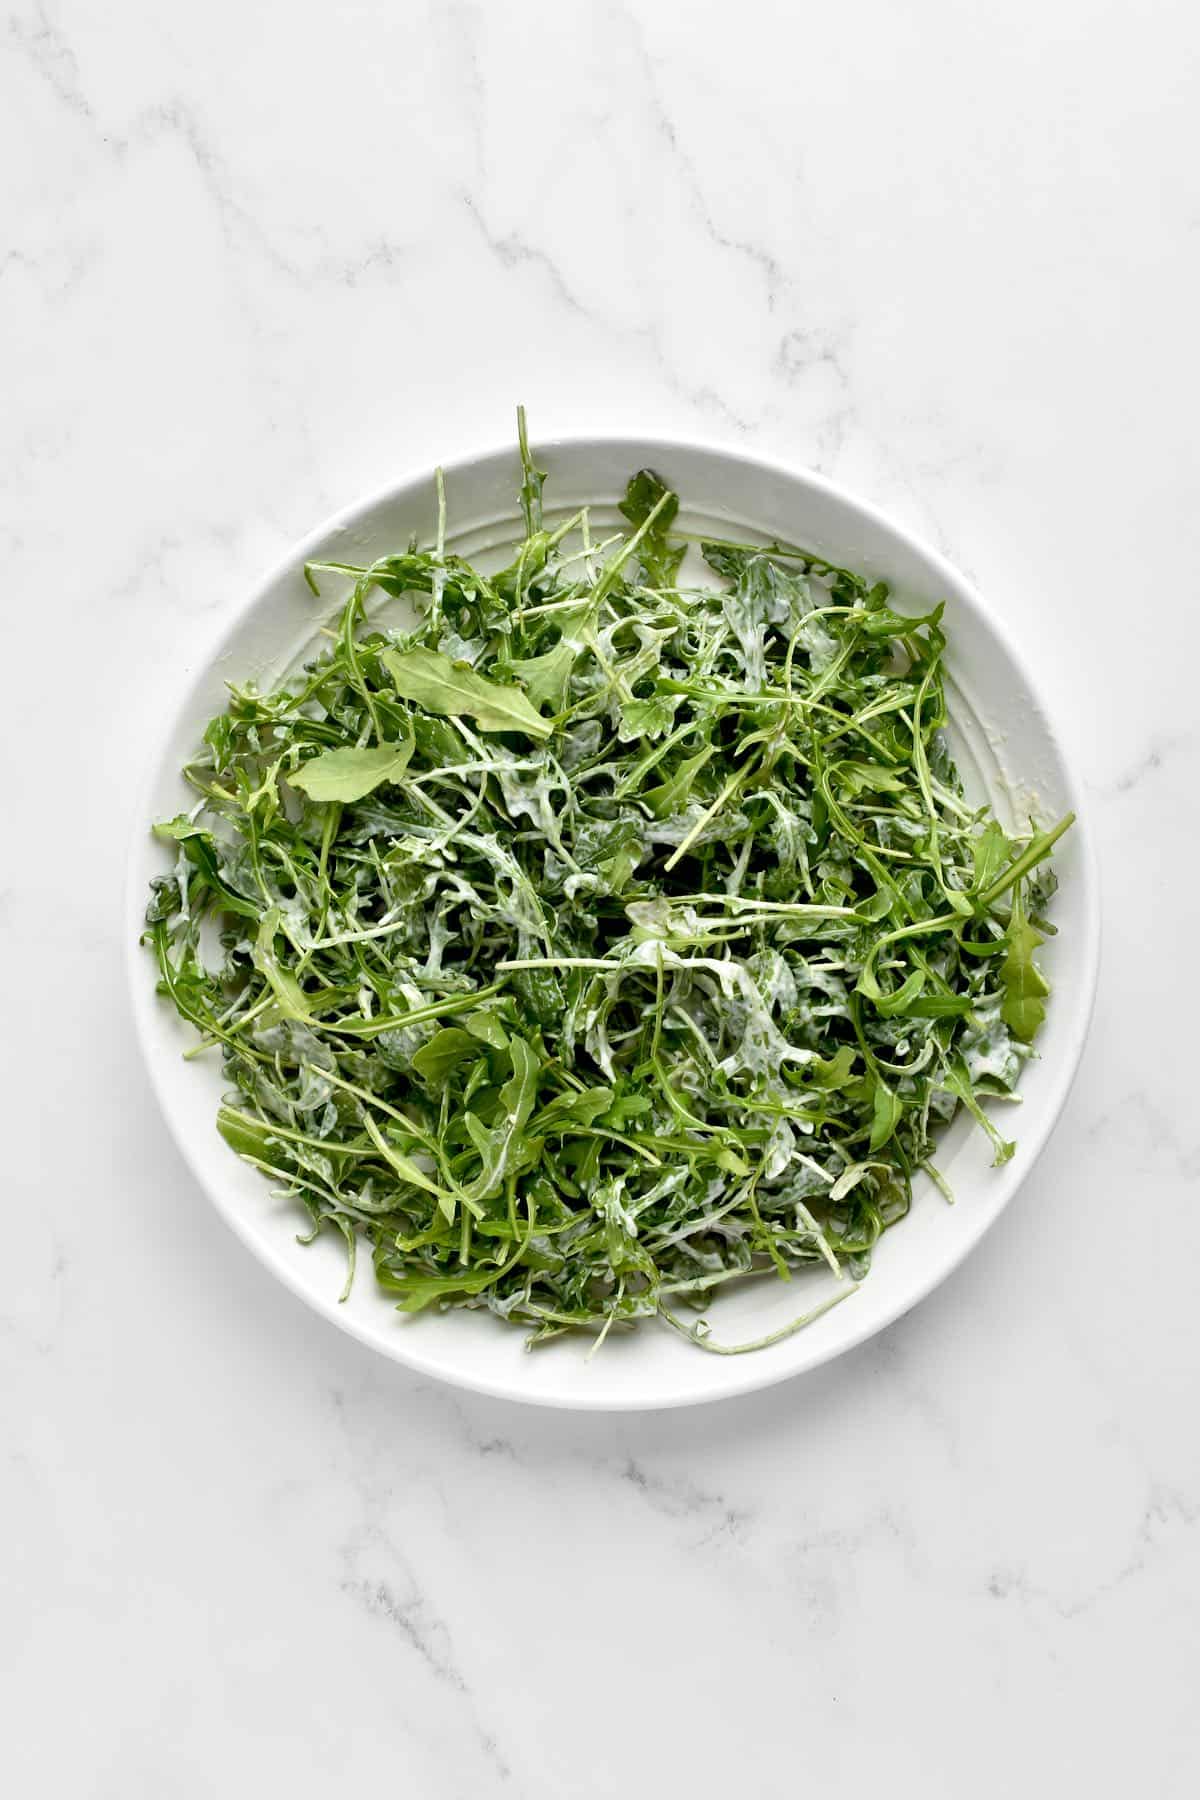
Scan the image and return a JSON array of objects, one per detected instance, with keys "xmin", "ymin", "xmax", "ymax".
[{"xmin": 4, "ymin": 1, "xmax": 1199, "ymax": 1792}]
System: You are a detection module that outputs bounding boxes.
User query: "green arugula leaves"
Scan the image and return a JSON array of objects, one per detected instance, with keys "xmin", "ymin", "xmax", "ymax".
[{"xmin": 144, "ymin": 415, "xmax": 1070, "ymax": 1354}]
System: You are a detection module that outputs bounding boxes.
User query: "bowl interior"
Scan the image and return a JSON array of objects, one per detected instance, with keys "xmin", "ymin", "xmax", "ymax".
[{"xmin": 128, "ymin": 438, "xmax": 1097, "ymax": 1409}]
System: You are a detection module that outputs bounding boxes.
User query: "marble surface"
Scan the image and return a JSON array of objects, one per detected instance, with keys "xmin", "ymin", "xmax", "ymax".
[{"xmin": 4, "ymin": 1, "xmax": 1199, "ymax": 1792}]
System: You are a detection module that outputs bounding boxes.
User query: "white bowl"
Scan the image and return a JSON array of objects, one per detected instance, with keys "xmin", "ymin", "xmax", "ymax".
[{"xmin": 126, "ymin": 436, "xmax": 1100, "ymax": 1410}]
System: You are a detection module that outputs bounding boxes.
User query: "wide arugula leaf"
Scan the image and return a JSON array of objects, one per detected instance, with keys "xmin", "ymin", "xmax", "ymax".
[
  {"xmin": 381, "ymin": 646, "xmax": 552, "ymax": 739},
  {"xmin": 290, "ymin": 737, "xmax": 413, "ymax": 803}
]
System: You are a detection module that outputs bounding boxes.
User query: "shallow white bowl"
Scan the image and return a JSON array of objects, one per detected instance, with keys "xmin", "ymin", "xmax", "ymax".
[{"xmin": 127, "ymin": 436, "xmax": 1100, "ymax": 1410}]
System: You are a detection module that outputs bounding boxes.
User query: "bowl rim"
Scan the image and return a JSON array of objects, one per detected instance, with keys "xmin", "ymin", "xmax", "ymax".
[{"xmin": 125, "ymin": 430, "xmax": 1102, "ymax": 1410}]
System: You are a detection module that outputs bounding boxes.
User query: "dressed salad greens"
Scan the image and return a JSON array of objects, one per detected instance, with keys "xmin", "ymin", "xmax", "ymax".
[{"xmin": 144, "ymin": 414, "xmax": 1070, "ymax": 1354}]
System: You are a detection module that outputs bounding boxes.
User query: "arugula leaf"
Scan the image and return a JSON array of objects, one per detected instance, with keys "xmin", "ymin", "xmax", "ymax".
[
  {"xmin": 618, "ymin": 693, "xmax": 679, "ymax": 742},
  {"xmin": 508, "ymin": 641, "xmax": 579, "ymax": 712},
  {"xmin": 290, "ymin": 738, "xmax": 414, "ymax": 803},
  {"xmin": 536, "ymin": 1087, "xmax": 616, "ymax": 1131},
  {"xmin": 376, "ymin": 1264, "xmax": 504, "ymax": 1314},
  {"xmin": 462, "ymin": 1039, "xmax": 540, "ymax": 1203},
  {"xmin": 251, "ymin": 908, "xmax": 313, "ymax": 1022},
  {"xmin": 381, "ymin": 647, "xmax": 552, "ymax": 739},
  {"xmin": 517, "ymin": 403, "xmax": 546, "ymax": 534},
  {"xmin": 999, "ymin": 888, "xmax": 1051, "ymax": 1041},
  {"xmin": 972, "ymin": 819, "xmax": 1012, "ymax": 894},
  {"xmin": 641, "ymin": 746, "xmax": 716, "ymax": 819},
  {"xmin": 500, "ymin": 1036, "xmax": 539, "ymax": 1126},
  {"xmin": 869, "ymin": 1077, "xmax": 903, "ymax": 1151},
  {"xmin": 463, "ymin": 1010, "xmax": 510, "ymax": 1050},
  {"xmin": 809, "ymin": 1046, "xmax": 858, "ymax": 1091},
  {"xmin": 411, "ymin": 1027, "xmax": 479, "ymax": 1086},
  {"xmin": 618, "ymin": 469, "xmax": 685, "ymax": 586},
  {"xmin": 938, "ymin": 1060, "xmax": 1016, "ymax": 1166},
  {"xmin": 152, "ymin": 820, "xmax": 259, "ymax": 919}
]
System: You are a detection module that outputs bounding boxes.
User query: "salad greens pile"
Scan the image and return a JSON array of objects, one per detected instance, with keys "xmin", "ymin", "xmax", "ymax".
[{"xmin": 145, "ymin": 413, "xmax": 1070, "ymax": 1354}]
